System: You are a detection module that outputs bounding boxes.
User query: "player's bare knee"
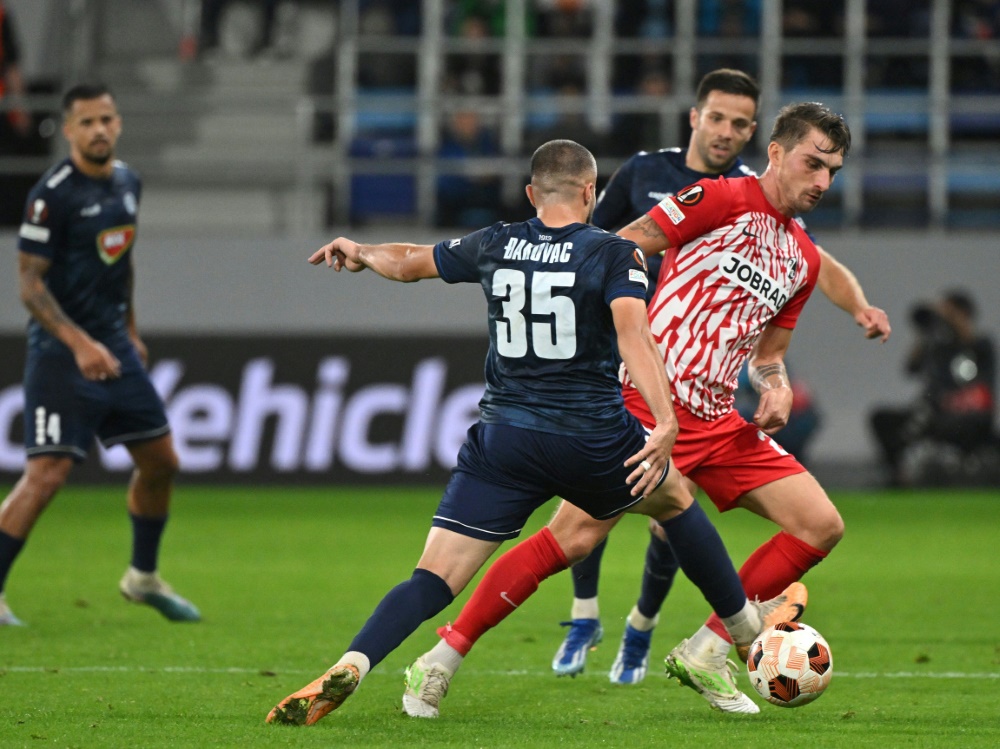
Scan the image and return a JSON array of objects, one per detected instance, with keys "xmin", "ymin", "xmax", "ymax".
[
  {"xmin": 823, "ymin": 510, "xmax": 845, "ymax": 549},
  {"xmin": 23, "ymin": 458, "xmax": 72, "ymax": 502},
  {"xmin": 803, "ymin": 507, "xmax": 844, "ymax": 551},
  {"xmin": 559, "ymin": 536, "xmax": 598, "ymax": 565},
  {"xmin": 133, "ymin": 452, "xmax": 179, "ymax": 488},
  {"xmin": 552, "ymin": 526, "xmax": 606, "ymax": 565}
]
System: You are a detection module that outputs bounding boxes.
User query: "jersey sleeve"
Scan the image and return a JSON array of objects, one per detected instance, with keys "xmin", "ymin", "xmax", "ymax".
[
  {"xmin": 646, "ymin": 177, "xmax": 732, "ymax": 250},
  {"xmin": 432, "ymin": 226, "xmax": 490, "ymax": 284},
  {"xmin": 770, "ymin": 228, "xmax": 821, "ymax": 329},
  {"xmin": 603, "ymin": 238, "xmax": 651, "ymax": 305},
  {"xmin": 592, "ymin": 157, "xmax": 636, "ymax": 231},
  {"xmin": 17, "ymin": 182, "xmax": 69, "ymax": 260}
]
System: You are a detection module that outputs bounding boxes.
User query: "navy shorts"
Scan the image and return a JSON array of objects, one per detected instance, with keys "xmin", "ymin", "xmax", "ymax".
[
  {"xmin": 22, "ymin": 332, "xmax": 170, "ymax": 462},
  {"xmin": 432, "ymin": 418, "xmax": 665, "ymax": 542}
]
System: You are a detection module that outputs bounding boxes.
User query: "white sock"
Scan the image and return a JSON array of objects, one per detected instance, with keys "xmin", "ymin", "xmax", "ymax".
[
  {"xmin": 626, "ymin": 605, "xmax": 659, "ymax": 632},
  {"xmin": 720, "ymin": 601, "xmax": 761, "ymax": 650},
  {"xmin": 337, "ymin": 651, "xmax": 372, "ymax": 681},
  {"xmin": 570, "ymin": 597, "xmax": 599, "ymax": 620},
  {"xmin": 685, "ymin": 625, "xmax": 731, "ymax": 665},
  {"xmin": 425, "ymin": 639, "xmax": 464, "ymax": 674}
]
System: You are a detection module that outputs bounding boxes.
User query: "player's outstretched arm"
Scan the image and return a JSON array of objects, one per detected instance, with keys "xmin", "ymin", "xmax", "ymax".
[
  {"xmin": 309, "ymin": 237, "xmax": 439, "ymax": 282},
  {"xmin": 817, "ymin": 246, "xmax": 891, "ymax": 342},
  {"xmin": 18, "ymin": 251, "xmax": 121, "ymax": 380},
  {"xmin": 616, "ymin": 214, "xmax": 672, "ymax": 257},
  {"xmin": 611, "ymin": 296, "xmax": 678, "ymax": 496},
  {"xmin": 747, "ymin": 324, "xmax": 794, "ymax": 435}
]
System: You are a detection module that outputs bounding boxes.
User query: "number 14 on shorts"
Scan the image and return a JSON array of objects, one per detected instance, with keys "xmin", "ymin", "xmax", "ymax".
[{"xmin": 34, "ymin": 407, "xmax": 62, "ymax": 445}]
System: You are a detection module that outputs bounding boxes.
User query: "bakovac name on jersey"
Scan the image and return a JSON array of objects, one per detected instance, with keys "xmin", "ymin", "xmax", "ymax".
[{"xmin": 434, "ymin": 217, "xmax": 649, "ymax": 437}]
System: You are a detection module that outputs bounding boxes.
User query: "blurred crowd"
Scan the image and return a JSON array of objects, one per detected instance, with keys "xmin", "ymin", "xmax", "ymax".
[
  {"xmin": 4, "ymin": 1, "xmax": 1000, "ymax": 230},
  {"xmin": 300, "ymin": 0, "xmax": 999, "ymax": 225}
]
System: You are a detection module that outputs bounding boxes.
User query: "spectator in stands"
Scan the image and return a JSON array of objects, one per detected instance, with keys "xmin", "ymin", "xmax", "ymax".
[
  {"xmin": 198, "ymin": 0, "xmax": 280, "ymax": 60},
  {"xmin": 535, "ymin": 0, "xmax": 593, "ymax": 37},
  {"xmin": 524, "ymin": 79, "xmax": 610, "ymax": 159},
  {"xmin": 699, "ymin": 0, "xmax": 761, "ymax": 37},
  {"xmin": 0, "ymin": 0, "xmax": 30, "ymax": 140},
  {"xmin": 434, "ymin": 110, "xmax": 502, "ymax": 227},
  {"xmin": 951, "ymin": 0, "xmax": 1000, "ymax": 92},
  {"xmin": 782, "ymin": 0, "xmax": 842, "ymax": 89},
  {"xmin": 358, "ymin": 1, "xmax": 416, "ymax": 89},
  {"xmin": 870, "ymin": 290, "xmax": 996, "ymax": 486},
  {"xmin": 443, "ymin": 13, "xmax": 501, "ymax": 96},
  {"xmin": 366, "ymin": 0, "xmax": 422, "ymax": 36},
  {"xmin": 865, "ymin": 0, "xmax": 929, "ymax": 89},
  {"xmin": 611, "ymin": 67, "xmax": 672, "ymax": 155},
  {"xmin": 446, "ymin": 0, "xmax": 536, "ymax": 37}
]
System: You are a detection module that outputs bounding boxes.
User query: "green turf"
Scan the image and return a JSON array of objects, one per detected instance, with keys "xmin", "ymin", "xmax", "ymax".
[{"xmin": 1, "ymin": 486, "xmax": 997, "ymax": 748}]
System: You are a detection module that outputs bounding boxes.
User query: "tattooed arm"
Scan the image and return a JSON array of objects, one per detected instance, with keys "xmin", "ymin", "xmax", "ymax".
[
  {"xmin": 616, "ymin": 214, "xmax": 673, "ymax": 257},
  {"xmin": 747, "ymin": 324, "xmax": 795, "ymax": 434},
  {"xmin": 18, "ymin": 252, "xmax": 121, "ymax": 380}
]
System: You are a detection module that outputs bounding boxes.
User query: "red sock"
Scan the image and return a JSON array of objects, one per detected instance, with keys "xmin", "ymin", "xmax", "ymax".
[
  {"xmin": 439, "ymin": 527, "xmax": 568, "ymax": 656},
  {"xmin": 705, "ymin": 531, "xmax": 828, "ymax": 641}
]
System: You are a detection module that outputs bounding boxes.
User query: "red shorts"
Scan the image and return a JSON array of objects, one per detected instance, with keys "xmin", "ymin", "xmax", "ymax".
[{"xmin": 623, "ymin": 388, "xmax": 807, "ymax": 512}]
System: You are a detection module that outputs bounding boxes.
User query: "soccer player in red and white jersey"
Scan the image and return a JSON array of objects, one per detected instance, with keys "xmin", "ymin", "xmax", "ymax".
[{"xmin": 402, "ymin": 102, "xmax": 852, "ymax": 716}]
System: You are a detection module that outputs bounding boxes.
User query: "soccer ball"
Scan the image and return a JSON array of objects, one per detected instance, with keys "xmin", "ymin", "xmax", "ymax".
[{"xmin": 746, "ymin": 621, "xmax": 832, "ymax": 707}]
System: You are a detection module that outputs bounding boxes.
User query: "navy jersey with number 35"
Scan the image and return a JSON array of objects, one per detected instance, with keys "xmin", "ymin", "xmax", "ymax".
[{"xmin": 434, "ymin": 217, "xmax": 649, "ymax": 437}]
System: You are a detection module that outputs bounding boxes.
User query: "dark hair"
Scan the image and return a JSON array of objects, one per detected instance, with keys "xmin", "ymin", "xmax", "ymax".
[
  {"xmin": 695, "ymin": 69, "xmax": 760, "ymax": 113},
  {"xmin": 529, "ymin": 139, "xmax": 597, "ymax": 198},
  {"xmin": 62, "ymin": 83, "xmax": 114, "ymax": 114},
  {"xmin": 769, "ymin": 102, "xmax": 851, "ymax": 157},
  {"xmin": 943, "ymin": 289, "xmax": 976, "ymax": 318}
]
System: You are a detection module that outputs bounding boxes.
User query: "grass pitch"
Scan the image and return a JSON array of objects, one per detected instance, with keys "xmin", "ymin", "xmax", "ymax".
[{"xmin": 0, "ymin": 485, "xmax": 997, "ymax": 748}]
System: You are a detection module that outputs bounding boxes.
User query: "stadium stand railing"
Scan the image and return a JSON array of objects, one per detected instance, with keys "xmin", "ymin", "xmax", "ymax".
[{"xmin": 2, "ymin": 0, "xmax": 999, "ymax": 234}]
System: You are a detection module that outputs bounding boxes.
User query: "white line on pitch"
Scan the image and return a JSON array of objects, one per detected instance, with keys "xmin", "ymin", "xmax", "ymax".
[{"xmin": 2, "ymin": 666, "xmax": 998, "ymax": 679}]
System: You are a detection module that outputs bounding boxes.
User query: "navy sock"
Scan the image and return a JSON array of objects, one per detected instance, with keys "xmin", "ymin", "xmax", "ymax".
[
  {"xmin": 658, "ymin": 502, "xmax": 745, "ymax": 619},
  {"xmin": 570, "ymin": 537, "xmax": 606, "ymax": 599},
  {"xmin": 636, "ymin": 531, "xmax": 679, "ymax": 620},
  {"xmin": 129, "ymin": 514, "xmax": 167, "ymax": 573},
  {"xmin": 0, "ymin": 530, "xmax": 26, "ymax": 593},
  {"xmin": 348, "ymin": 568, "xmax": 455, "ymax": 670}
]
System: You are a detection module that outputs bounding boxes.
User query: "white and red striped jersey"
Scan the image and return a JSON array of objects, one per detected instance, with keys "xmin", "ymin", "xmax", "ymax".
[{"xmin": 622, "ymin": 175, "xmax": 821, "ymax": 420}]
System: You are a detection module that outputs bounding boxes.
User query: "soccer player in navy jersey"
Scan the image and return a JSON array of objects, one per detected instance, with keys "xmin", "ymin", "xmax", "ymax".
[
  {"xmin": 0, "ymin": 84, "xmax": 199, "ymax": 627},
  {"xmin": 266, "ymin": 140, "xmax": 806, "ymax": 726},
  {"xmin": 403, "ymin": 103, "xmax": 859, "ymax": 718},
  {"xmin": 554, "ymin": 69, "xmax": 892, "ymax": 687}
]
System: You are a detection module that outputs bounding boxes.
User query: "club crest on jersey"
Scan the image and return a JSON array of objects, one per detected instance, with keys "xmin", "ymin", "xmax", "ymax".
[
  {"xmin": 674, "ymin": 185, "xmax": 704, "ymax": 206},
  {"xmin": 96, "ymin": 224, "xmax": 136, "ymax": 265},
  {"xmin": 718, "ymin": 252, "xmax": 788, "ymax": 311},
  {"xmin": 786, "ymin": 257, "xmax": 799, "ymax": 281}
]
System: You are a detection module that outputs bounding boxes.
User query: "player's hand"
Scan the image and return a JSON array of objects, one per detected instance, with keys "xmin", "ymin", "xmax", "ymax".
[
  {"xmin": 753, "ymin": 387, "xmax": 793, "ymax": 435},
  {"xmin": 855, "ymin": 306, "xmax": 891, "ymax": 343},
  {"xmin": 75, "ymin": 338, "xmax": 122, "ymax": 382},
  {"xmin": 624, "ymin": 421, "xmax": 676, "ymax": 497},
  {"xmin": 309, "ymin": 237, "xmax": 365, "ymax": 272}
]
